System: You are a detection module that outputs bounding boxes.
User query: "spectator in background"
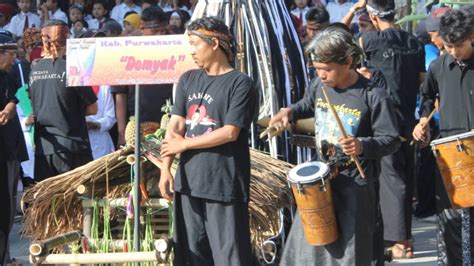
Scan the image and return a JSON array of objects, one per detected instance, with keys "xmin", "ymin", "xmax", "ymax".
[
  {"xmin": 40, "ymin": 0, "xmax": 68, "ymax": 24},
  {"xmin": 68, "ymin": 4, "xmax": 85, "ymax": 28},
  {"xmin": 99, "ymin": 19, "xmax": 122, "ymax": 37},
  {"xmin": 304, "ymin": 4, "xmax": 330, "ymax": 42},
  {"xmin": 88, "ymin": 0, "xmax": 108, "ymax": 30},
  {"xmin": 0, "ymin": 3, "xmax": 14, "ymax": 30},
  {"xmin": 71, "ymin": 19, "xmax": 88, "ymax": 38},
  {"xmin": 142, "ymin": 0, "xmax": 157, "ymax": 10},
  {"xmin": 75, "ymin": 31, "xmax": 117, "ymax": 160},
  {"xmin": 122, "ymin": 12, "xmax": 140, "ymax": 36},
  {"xmin": 291, "ymin": 0, "xmax": 311, "ymax": 26},
  {"xmin": 6, "ymin": 0, "xmax": 40, "ymax": 37},
  {"xmin": 111, "ymin": 0, "xmax": 141, "ymax": 28},
  {"xmin": 168, "ymin": 10, "xmax": 189, "ymax": 34}
]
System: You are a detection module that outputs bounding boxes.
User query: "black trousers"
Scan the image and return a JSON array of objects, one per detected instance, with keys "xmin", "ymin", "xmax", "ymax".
[
  {"xmin": 173, "ymin": 192, "xmax": 252, "ymax": 266},
  {"xmin": 0, "ymin": 161, "xmax": 11, "ymax": 264},
  {"xmin": 436, "ymin": 166, "xmax": 474, "ymax": 265},
  {"xmin": 379, "ymin": 139, "xmax": 414, "ymax": 241},
  {"xmin": 34, "ymin": 152, "xmax": 92, "ymax": 181}
]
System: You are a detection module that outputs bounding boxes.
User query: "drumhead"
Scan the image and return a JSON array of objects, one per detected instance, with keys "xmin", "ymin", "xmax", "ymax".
[
  {"xmin": 431, "ymin": 131, "xmax": 474, "ymax": 146},
  {"xmin": 288, "ymin": 161, "xmax": 330, "ymax": 184}
]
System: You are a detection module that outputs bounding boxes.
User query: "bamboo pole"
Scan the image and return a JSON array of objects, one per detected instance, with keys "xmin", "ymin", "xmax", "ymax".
[
  {"xmin": 29, "ymin": 230, "xmax": 82, "ymax": 256},
  {"xmin": 321, "ymin": 86, "xmax": 366, "ymax": 178},
  {"xmin": 30, "ymin": 251, "xmax": 158, "ymax": 264}
]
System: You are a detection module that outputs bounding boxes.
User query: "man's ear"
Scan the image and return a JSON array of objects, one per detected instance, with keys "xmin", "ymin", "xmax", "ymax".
[
  {"xmin": 368, "ymin": 13, "xmax": 378, "ymax": 28},
  {"xmin": 211, "ymin": 37, "xmax": 219, "ymax": 51},
  {"xmin": 346, "ymin": 56, "xmax": 353, "ymax": 68}
]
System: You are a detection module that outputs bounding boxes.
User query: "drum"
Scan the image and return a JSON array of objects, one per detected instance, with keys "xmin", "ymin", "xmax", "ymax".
[
  {"xmin": 431, "ymin": 131, "xmax": 474, "ymax": 208},
  {"xmin": 288, "ymin": 161, "xmax": 338, "ymax": 246}
]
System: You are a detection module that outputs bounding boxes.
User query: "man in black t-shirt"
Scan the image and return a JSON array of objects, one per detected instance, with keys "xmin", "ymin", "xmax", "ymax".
[
  {"xmin": 111, "ymin": 6, "xmax": 173, "ymax": 147},
  {"xmin": 159, "ymin": 17, "xmax": 256, "ymax": 266},
  {"xmin": 413, "ymin": 8, "xmax": 474, "ymax": 265},
  {"xmin": 29, "ymin": 20, "xmax": 97, "ymax": 181},
  {"xmin": 271, "ymin": 27, "xmax": 400, "ymax": 266},
  {"xmin": 355, "ymin": 0, "xmax": 425, "ymax": 258}
]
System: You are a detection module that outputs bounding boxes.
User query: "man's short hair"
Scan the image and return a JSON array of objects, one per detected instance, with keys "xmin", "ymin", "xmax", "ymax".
[
  {"xmin": 306, "ymin": 27, "xmax": 363, "ymax": 69},
  {"xmin": 439, "ymin": 8, "xmax": 474, "ymax": 44},
  {"xmin": 305, "ymin": 5, "xmax": 330, "ymax": 24},
  {"xmin": 187, "ymin": 16, "xmax": 231, "ymax": 37},
  {"xmin": 367, "ymin": 0, "xmax": 396, "ymax": 21}
]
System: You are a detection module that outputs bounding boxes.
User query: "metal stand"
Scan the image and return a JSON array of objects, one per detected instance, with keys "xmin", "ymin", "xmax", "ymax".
[{"xmin": 133, "ymin": 84, "xmax": 141, "ymax": 265}]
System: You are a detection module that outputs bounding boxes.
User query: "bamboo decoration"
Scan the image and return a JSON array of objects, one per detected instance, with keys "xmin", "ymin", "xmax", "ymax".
[
  {"xmin": 29, "ymin": 230, "xmax": 82, "ymax": 257},
  {"xmin": 321, "ymin": 86, "xmax": 367, "ymax": 178},
  {"xmin": 30, "ymin": 251, "xmax": 158, "ymax": 264}
]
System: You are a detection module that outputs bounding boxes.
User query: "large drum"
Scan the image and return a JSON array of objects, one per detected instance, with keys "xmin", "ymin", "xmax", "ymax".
[
  {"xmin": 288, "ymin": 161, "xmax": 338, "ymax": 246},
  {"xmin": 431, "ymin": 131, "xmax": 474, "ymax": 208}
]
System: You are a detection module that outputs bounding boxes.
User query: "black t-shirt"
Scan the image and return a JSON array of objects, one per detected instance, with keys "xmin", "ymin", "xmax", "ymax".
[
  {"xmin": 362, "ymin": 28, "xmax": 425, "ymax": 128},
  {"xmin": 171, "ymin": 69, "xmax": 257, "ymax": 203},
  {"xmin": 291, "ymin": 75, "xmax": 400, "ymax": 186},
  {"xmin": 29, "ymin": 58, "xmax": 97, "ymax": 155},
  {"xmin": 110, "ymin": 84, "xmax": 173, "ymax": 123},
  {"xmin": 420, "ymin": 52, "xmax": 474, "ymax": 137}
]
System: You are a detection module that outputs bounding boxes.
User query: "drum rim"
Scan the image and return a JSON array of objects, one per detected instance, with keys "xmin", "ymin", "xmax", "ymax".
[
  {"xmin": 287, "ymin": 161, "xmax": 330, "ymax": 184},
  {"xmin": 431, "ymin": 131, "xmax": 474, "ymax": 146}
]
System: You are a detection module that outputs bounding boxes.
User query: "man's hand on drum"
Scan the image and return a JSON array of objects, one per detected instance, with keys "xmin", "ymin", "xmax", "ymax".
[
  {"xmin": 412, "ymin": 117, "xmax": 431, "ymax": 147},
  {"xmin": 338, "ymin": 136, "xmax": 363, "ymax": 156},
  {"xmin": 269, "ymin": 107, "xmax": 293, "ymax": 130}
]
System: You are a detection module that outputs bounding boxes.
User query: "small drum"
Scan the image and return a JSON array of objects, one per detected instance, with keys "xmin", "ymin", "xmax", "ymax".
[
  {"xmin": 431, "ymin": 131, "xmax": 474, "ymax": 208},
  {"xmin": 288, "ymin": 161, "xmax": 338, "ymax": 246}
]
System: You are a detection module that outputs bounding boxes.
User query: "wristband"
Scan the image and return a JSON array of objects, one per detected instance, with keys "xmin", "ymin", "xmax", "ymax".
[{"xmin": 350, "ymin": 7, "xmax": 356, "ymax": 14}]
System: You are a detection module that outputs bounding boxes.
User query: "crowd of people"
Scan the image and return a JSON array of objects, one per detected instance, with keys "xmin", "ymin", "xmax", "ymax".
[{"xmin": 0, "ymin": 0, "xmax": 473, "ymax": 265}]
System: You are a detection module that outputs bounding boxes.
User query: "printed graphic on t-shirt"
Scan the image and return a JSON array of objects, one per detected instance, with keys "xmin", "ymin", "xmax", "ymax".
[
  {"xmin": 29, "ymin": 69, "xmax": 66, "ymax": 86},
  {"xmin": 185, "ymin": 104, "xmax": 218, "ymax": 137},
  {"xmin": 315, "ymin": 97, "xmax": 362, "ymax": 169}
]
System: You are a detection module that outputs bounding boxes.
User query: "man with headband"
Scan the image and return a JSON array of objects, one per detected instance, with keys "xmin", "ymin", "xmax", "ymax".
[
  {"xmin": 356, "ymin": 0, "xmax": 425, "ymax": 259},
  {"xmin": 271, "ymin": 26, "xmax": 400, "ymax": 265},
  {"xmin": 0, "ymin": 31, "xmax": 20, "ymax": 265},
  {"xmin": 29, "ymin": 20, "xmax": 97, "ymax": 181},
  {"xmin": 159, "ymin": 16, "xmax": 256, "ymax": 265}
]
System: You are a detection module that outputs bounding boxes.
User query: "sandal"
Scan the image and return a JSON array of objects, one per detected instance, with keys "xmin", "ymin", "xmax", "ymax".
[{"xmin": 391, "ymin": 244, "xmax": 414, "ymax": 259}]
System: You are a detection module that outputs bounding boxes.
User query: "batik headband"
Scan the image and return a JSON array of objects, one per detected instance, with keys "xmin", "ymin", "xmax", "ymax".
[
  {"xmin": 41, "ymin": 25, "xmax": 68, "ymax": 59},
  {"xmin": 188, "ymin": 29, "xmax": 234, "ymax": 62},
  {"xmin": 366, "ymin": 4, "xmax": 395, "ymax": 18}
]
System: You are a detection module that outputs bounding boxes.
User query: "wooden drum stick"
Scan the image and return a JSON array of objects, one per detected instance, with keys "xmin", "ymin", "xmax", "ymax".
[{"xmin": 321, "ymin": 86, "xmax": 367, "ymax": 179}]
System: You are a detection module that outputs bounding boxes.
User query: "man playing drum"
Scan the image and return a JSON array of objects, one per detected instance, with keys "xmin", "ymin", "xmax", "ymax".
[
  {"xmin": 271, "ymin": 26, "xmax": 400, "ymax": 265},
  {"xmin": 413, "ymin": 8, "xmax": 474, "ymax": 265}
]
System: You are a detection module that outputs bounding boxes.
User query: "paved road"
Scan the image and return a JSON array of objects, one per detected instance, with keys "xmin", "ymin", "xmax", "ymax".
[
  {"xmin": 9, "ymin": 216, "xmax": 438, "ymax": 265},
  {"xmin": 387, "ymin": 216, "xmax": 437, "ymax": 265}
]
